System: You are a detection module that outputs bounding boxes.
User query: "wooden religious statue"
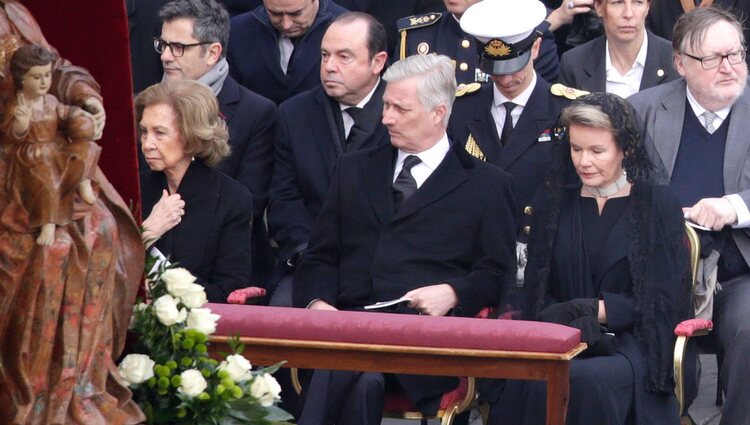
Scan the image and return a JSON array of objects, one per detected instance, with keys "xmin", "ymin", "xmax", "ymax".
[{"xmin": 0, "ymin": 2, "xmax": 145, "ymax": 424}]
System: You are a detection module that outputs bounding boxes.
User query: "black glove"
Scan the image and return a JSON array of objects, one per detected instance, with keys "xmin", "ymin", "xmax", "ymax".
[
  {"xmin": 568, "ymin": 316, "xmax": 618, "ymax": 357},
  {"xmin": 537, "ymin": 298, "xmax": 598, "ymax": 325},
  {"xmin": 568, "ymin": 315, "xmax": 602, "ymax": 346}
]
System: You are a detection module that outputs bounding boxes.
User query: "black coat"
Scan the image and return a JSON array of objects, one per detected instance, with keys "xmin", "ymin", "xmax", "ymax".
[
  {"xmin": 141, "ymin": 161, "xmax": 254, "ymax": 303},
  {"xmin": 293, "ymin": 142, "xmax": 517, "ymax": 317},
  {"xmin": 216, "ymin": 75, "xmax": 277, "ymax": 286},
  {"xmin": 448, "ymin": 78, "xmax": 569, "ymax": 226},
  {"xmin": 268, "ymin": 83, "xmax": 390, "ymax": 267},
  {"xmin": 293, "ymin": 142, "xmax": 516, "ymax": 412},
  {"xmin": 227, "ymin": 0, "xmax": 347, "ymax": 104},
  {"xmin": 558, "ymin": 31, "xmax": 678, "ymax": 93},
  {"xmin": 523, "ymin": 182, "xmax": 691, "ymax": 425}
]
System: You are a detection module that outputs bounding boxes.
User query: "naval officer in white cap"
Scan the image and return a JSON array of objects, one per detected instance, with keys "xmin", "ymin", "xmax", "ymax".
[{"xmin": 448, "ymin": 0, "xmax": 583, "ymax": 237}]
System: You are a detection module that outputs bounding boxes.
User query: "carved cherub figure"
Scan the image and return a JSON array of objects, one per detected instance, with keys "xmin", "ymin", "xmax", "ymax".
[{"xmin": 3, "ymin": 44, "xmax": 99, "ymax": 245}]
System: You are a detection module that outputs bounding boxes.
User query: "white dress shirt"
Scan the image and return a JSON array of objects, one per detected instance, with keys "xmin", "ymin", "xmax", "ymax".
[
  {"xmin": 339, "ymin": 79, "xmax": 380, "ymax": 139},
  {"xmin": 605, "ymin": 32, "xmax": 648, "ymax": 98},
  {"xmin": 393, "ymin": 134, "xmax": 450, "ymax": 188},
  {"xmin": 490, "ymin": 73, "xmax": 537, "ymax": 139}
]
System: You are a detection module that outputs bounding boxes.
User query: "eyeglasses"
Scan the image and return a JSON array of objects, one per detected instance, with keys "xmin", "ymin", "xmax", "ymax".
[
  {"xmin": 153, "ymin": 38, "xmax": 211, "ymax": 57},
  {"xmin": 682, "ymin": 49, "xmax": 747, "ymax": 70}
]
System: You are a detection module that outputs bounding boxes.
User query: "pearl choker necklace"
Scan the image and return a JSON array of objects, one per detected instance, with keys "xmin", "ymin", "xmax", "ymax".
[{"xmin": 584, "ymin": 173, "xmax": 628, "ymax": 198}]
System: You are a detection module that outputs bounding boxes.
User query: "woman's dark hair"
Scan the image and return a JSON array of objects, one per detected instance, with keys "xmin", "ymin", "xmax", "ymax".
[{"xmin": 10, "ymin": 45, "xmax": 55, "ymax": 91}]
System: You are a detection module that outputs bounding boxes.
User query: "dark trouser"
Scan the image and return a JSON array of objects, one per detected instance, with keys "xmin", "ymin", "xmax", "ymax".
[
  {"xmin": 298, "ymin": 370, "xmax": 385, "ymax": 425},
  {"xmin": 713, "ymin": 274, "xmax": 750, "ymax": 425},
  {"xmin": 488, "ymin": 353, "xmax": 634, "ymax": 425},
  {"xmin": 298, "ymin": 369, "xmax": 456, "ymax": 425}
]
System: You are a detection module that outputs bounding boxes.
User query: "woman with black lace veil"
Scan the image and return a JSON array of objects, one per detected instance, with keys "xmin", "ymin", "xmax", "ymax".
[{"xmin": 489, "ymin": 92, "xmax": 692, "ymax": 425}]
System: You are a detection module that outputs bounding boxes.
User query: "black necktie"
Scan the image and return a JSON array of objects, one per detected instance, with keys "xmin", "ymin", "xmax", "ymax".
[
  {"xmin": 392, "ymin": 155, "xmax": 422, "ymax": 208},
  {"xmin": 500, "ymin": 101, "xmax": 517, "ymax": 146},
  {"xmin": 345, "ymin": 106, "xmax": 362, "ymax": 139}
]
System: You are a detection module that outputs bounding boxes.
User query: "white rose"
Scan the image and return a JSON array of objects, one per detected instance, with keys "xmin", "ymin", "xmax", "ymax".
[
  {"xmin": 179, "ymin": 285, "xmax": 208, "ymax": 309},
  {"xmin": 118, "ymin": 354, "xmax": 155, "ymax": 387},
  {"xmin": 154, "ymin": 294, "xmax": 187, "ymax": 326},
  {"xmin": 250, "ymin": 373, "xmax": 282, "ymax": 407},
  {"xmin": 185, "ymin": 308, "xmax": 220, "ymax": 336},
  {"xmin": 179, "ymin": 369, "xmax": 208, "ymax": 397},
  {"xmin": 218, "ymin": 354, "xmax": 253, "ymax": 382},
  {"xmin": 162, "ymin": 268, "xmax": 197, "ymax": 297},
  {"xmin": 129, "ymin": 302, "xmax": 149, "ymax": 329}
]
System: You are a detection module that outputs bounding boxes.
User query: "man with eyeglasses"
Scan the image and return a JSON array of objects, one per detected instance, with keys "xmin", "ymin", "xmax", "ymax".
[
  {"xmin": 227, "ymin": 0, "xmax": 346, "ymax": 104},
  {"xmin": 157, "ymin": 0, "xmax": 279, "ymax": 288},
  {"xmin": 630, "ymin": 7, "xmax": 750, "ymax": 424}
]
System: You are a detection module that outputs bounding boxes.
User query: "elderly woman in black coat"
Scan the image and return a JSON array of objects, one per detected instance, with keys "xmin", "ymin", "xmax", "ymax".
[{"xmin": 137, "ymin": 80, "xmax": 253, "ymax": 303}]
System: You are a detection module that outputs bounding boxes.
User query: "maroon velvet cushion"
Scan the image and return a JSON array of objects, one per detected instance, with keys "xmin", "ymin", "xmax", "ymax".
[
  {"xmin": 674, "ymin": 318, "xmax": 714, "ymax": 337},
  {"xmin": 209, "ymin": 304, "xmax": 581, "ymax": 354}
]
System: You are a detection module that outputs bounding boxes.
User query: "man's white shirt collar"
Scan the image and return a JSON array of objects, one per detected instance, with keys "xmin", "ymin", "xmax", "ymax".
[
  {"xmin": 685, "ymin": 86, "xmax": 732, "ymax": 122},
  {"xmin": 394, "ymin": 134, "xmax": 450, "ymax": 188}
]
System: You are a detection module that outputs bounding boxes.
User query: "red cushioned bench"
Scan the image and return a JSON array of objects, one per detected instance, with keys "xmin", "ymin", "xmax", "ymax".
[{"xmin": 207, "ymin": 304, "xmax": 585, "ymax": 425}]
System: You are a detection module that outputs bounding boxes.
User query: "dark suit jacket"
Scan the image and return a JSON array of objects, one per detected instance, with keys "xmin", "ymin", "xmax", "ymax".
[
  {"xmin": 395, "ymin": 11, "xmax": 560, "ymax": 84},
  {"xmin": 557, "ymin": 31, "xmax": 678, "ymax": 93},
  {"xmin": 268, "ymin": 82, "xmax": 390, "ymax": 267},
  {"xmin": 293, "ymin": 142, "xmax": 517, "ymax": 318},
  {"xmin": 448, "ymin": 78, "xmax": 569, "ymax": 222},
  {"xmin": 217, "ymin": 75, "xmax": 278, "ymax": 285},
  {"xmin": 227, "ymin": 0, "xmax": 347, "ymax": 104},
  {"xmin": 141, "ymin": 161, "xmax": 254, "ymax": 303}
]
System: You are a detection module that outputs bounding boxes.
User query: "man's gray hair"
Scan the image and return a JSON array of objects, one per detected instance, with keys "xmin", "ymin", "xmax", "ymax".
[
  {"xmin": 672, "ymin": 7, "xmax": 746, "ymax": 54},
  {"xmin": 159, "ymin": 0, "xmax": 230, "ymax": 59},
  {"xmin": 383, "ymin": 54, "xmax": 457, "ymax": 125}
]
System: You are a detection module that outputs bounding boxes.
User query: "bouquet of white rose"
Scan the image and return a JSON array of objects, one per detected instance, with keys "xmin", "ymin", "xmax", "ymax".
[{"xmin": 119, "ymin": 258, "xmax": 292, "ymax": 424}]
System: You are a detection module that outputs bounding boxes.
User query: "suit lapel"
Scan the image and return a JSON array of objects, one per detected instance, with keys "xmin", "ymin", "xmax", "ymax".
[
  {"xmin": 653, "ymin": 81, "xmax": 688, "ymax": 176},
  {"xmin": 467, "ymin": 86, "xmax": 502, "ymax": 162},
  {"xmin": 640, "ymin": 31, "xmax": 670, "ymax": 90},
  {"xmin": 253, "ymin": 12, "xmax": 287, "ymax": 85},
  {"xmin": 361, "ymin": 145, "xmax": 397, "ymax": 225},
  {"xmin": 346, "ymin": 81, "xmax": 386, "ymax": 150},
  {"xmin": 724, "ymin": 88, "xmax": 750, "ymax": 192},
  {"xmin": 394, "ymin": 147, "xmax": 469, "ymax": 222},
  {"xmin": 311, "ymin": 88, "xmax": 343, "ymax": 178},
  {"xmin": 581, "ymin": 37, "xmax": 607, "ymax": 92},
  {"xmin": 498, "ymin": 80, "xmax": 552, "ymax": 168},
  {"xmin": 217, "ymin": 76, "xmax": 240, "ymax": 124},
  {"xmin": 173, "ymin": 162, "xmax": 219, "ymax": 267}
]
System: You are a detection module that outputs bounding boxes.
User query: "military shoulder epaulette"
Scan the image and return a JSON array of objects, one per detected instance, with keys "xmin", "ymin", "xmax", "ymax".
[
  {"xmin": 465, "ymin": 134, "xmax": 486, "ymax": 161},
  {"xmin": 455, "ymin": 82, "xmax": 481, "ymax": 97},
  {"xmin": 397, "ymin": 12, "xmax": 443, "ymax": 32},
  {"xmin": 550, "ymin": 83, "xmax": 589, "ymax": 100}
]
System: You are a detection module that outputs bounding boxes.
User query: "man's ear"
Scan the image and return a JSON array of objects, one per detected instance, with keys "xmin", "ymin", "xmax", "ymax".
[
  {"xmin": 371, "ymin": 51, "xmax": 388, "ymax": 75},
  {"xmin": 206, "ymin": 42, "xmax": 222, "ymax": 67},
  {"xmin": 433, "ymin": 103, "xmax": 447, "ymax": 125},
  {"xmin": 674, "ymin": 52, "xmax": 686, "ymax": 77}
]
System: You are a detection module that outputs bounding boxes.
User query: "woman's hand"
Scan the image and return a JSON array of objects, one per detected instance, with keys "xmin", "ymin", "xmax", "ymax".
[{"xmin": 142, "ymin": 189, "xmax": 185, "ymax": 245}]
